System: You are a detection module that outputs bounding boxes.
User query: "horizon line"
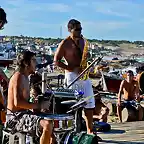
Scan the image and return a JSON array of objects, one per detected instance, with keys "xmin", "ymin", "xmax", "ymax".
[{"xmin": 1, "ymin": 35, "xmax": 144, "ymax": 42}]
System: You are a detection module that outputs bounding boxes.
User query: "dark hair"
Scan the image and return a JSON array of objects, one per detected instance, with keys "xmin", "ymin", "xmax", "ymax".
[
  {"xmin": 17, "ymin": 50, "xmax": 36, "ymax": 68},
  {"xmin": 0, "ymin": 8, "xmax": 7, "ymax": 23},
  {"xmin": 127, "ymin": 70, "xmax": 134, "ymax": 76},
  {"xmin": 31, "ymin": 85, "xmax": 41, "ymax": 95},
  {"xmin": 67, "ymin": 19, "xmax": 81, "ymax": 30}
]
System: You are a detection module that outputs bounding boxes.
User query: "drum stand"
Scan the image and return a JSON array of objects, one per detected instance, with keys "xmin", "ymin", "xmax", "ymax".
[
  {"xmin": 75, "ymin": 107, "xmax": 83, "ymax": 133},
  {"xmin": 42, "ymin": 72, "xmax": 72, "ymax": 144},
  {"xmin": 67, "ymin": 99, "xmax": 86, "ymax": 132},
  {"xmin": 54, "ymin": 131, "xmax": 68, "ymax": 144},
  {"xmin": 42, "ymin": 72, "xmax": 86, "ymax": 143}
]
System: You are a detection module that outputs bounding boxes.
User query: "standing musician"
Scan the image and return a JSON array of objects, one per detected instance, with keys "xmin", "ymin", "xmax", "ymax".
[
  {"xmin": 117, "ymin": 70, "xmax": 143, "ymax": 122},
  {"xmin": 54, "ymin": 19, "xmax": 101, "ymax": 140},
  {"xmin": 6, "ymin": 51, "xmax": 53, "ymax": 144}
]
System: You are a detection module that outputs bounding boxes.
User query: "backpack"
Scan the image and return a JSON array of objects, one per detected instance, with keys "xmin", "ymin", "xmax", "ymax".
[{"xmin": 64, "ymin": 131, "xmax": 98, "ymax": 144}]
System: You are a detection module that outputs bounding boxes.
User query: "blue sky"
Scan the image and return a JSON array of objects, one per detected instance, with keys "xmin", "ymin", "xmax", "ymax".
[{"xmin": 1, "ymin": 0, "xmax": 144, "ymax": 41}]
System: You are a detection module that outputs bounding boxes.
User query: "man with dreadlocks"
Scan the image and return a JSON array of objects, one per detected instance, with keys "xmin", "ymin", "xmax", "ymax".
[{"xmin": 54, "ymin": 19, "xmax": 101, "ymax": 141}]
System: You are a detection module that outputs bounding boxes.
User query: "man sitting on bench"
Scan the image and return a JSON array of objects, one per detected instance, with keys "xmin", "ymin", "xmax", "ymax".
[
  {"xmin": 117, "ymin": 70, "xmax": 143, "ymax": 122},
  {"xmin": 6, "ymin": 51, "xmax": 53, "ymax": 144}
]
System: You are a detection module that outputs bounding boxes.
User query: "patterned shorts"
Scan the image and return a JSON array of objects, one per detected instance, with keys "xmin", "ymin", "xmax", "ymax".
[{"xmin": 5, "ymin": 110, "xmax": 43, "ymax": 137}]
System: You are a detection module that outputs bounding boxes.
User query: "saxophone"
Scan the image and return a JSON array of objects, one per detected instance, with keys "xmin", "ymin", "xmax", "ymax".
[{"xmin": 80, "ymin": 38, "xmax": 89, "ymax": 80}]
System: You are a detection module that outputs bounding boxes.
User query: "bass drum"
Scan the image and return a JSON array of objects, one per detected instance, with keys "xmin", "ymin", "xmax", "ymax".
[{"xmin": 138, "ymin": 71, "xmax": 144, "ymax": 94}]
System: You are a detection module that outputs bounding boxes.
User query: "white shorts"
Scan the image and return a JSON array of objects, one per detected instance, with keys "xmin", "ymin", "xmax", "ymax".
[{"xmin": 65, "ymin": 72, "xmax": 95, "ymax": 109}]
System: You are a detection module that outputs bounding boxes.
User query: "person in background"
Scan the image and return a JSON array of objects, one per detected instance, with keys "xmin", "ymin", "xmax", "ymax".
[
  {"xmin": 93, "ymin": 95, "xmax": 109, "ymax": 122},
  {"xmin": 117, "ymin": 70, "xmax": 143, "ymax": 122},
  {"xmin": 136, "ymin": 67, "xmax": 143, "ymax": 81},
  {"xmin": 0, "ymin": 7, "xmax": 7, "ymax": 30},
  {"xmin": 136, "ymin": 67, "xmax": 144, "ymax": 100},
  {"xmin": 0, "ymin": 8, "xmax": 9, "ymax": 84},
  {"xmin": 0, "ymin": 7, "xmax": 8, "ymax": 124}
]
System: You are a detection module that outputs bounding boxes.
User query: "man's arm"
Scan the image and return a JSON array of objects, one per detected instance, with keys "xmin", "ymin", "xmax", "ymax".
[
  {"xmin": 54, "ymin": 40, "xmax": 74, "ymax": 70},
  {"xmin": 135, "ymin": 82, "xmax": 140, "ymax": 102},
  {"xmin": 13, "ymin": 73, "xmax": 39, "ymax": 110},
  {"xmin": 118, "ymin": 80, "xmax": 124, "ymax": 103}
]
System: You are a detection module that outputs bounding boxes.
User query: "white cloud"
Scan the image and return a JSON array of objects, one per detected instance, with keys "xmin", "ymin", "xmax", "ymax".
[
  {"xmin": 82, "ymin": 20, "xmax": 129, "ymax": 31},
  {"xmin": 95, "ymin": 7, "xmax": 130, "ymax": 17},
  {"xmin": 0, "ymin": 0, "xmax": 71, "ymax": 36},
  {"xmin": 90, "ymin": 0, "xmax": 143, "ymax": 19},
  {"xmin": 4, "ymin": 0, "xmax": 71, "ymax": 13},
  {"xmin": 1, "ymin": 0, "xmax": 144, "ymax": 40}
]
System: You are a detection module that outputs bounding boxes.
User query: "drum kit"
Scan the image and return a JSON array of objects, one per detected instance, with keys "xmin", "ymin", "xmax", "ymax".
[
  {"xmin": 38, "ymin": 82, "xmax": 90, "ymax": 143},
  {"xmin": 30, "ymin": 57, "xmax": 103, "ymax": 143},
  {"xmin": 35, "ymin": 84, "xmax": 90, "ymax": 143},
  {"xmin": 38, "ymin": 113, "xmax": 75, "ymax": 143}
]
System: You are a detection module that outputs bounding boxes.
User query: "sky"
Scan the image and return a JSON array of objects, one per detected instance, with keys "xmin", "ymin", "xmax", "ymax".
[{"xmin": 1, "ymin": 0, "xmax": 144, "ymax": 41}]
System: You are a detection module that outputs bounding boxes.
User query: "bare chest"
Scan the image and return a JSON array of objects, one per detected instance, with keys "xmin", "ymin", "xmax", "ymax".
[
  {"xmin": 64, "ymin": 39, "xmax": 84, "ymax": 61},
  {"xmin": 123, "ymin": 83, "xmax": 136, "ymax": 94},
  {"xmin": 22, "ymin": 76, "xmax": 30, "ymax": 99}
]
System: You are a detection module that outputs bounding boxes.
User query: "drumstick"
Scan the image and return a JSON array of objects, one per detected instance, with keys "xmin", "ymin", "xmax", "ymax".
[
  {"xmin": 101, "ymin": 71, "xmax": 108, "ymax": 91},
  {"xmin": 80, "ymin": 93, "xmax": 100, "ymax": 101},
  {"xmin": 33, "ymin": 57, "xmax": 102, "ymax": 88},
  {"xmin": 67, "ymin": 93, "xmax": 100, "ymax": 113},
  {"xmin": 67, "ymin": 57, "xmax": 103, "ymax": 89}
]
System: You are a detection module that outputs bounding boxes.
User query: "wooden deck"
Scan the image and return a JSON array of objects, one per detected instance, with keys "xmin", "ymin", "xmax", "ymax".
[{"xmin": 99, "ymin": 121, "xmax": 144, "ymax": 144}]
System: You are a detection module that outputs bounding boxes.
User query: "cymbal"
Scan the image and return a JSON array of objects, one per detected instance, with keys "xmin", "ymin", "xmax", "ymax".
[{"xmin": 61, "ymin": 100, "xmax": 77, "ymax": 105}]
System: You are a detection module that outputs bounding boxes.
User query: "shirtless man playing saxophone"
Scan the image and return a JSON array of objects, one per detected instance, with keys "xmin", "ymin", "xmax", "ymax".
[
  {"xmin": 117, "ymin": 70, "xmax": 143, "ymax": 122},
  {"xmin": 54, "ymin": 19, "xmax": 101, "ymax": 140}
]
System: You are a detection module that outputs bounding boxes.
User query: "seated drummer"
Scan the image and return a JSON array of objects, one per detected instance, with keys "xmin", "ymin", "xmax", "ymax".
[
  {"xmin": 117, "ymin": 70, "xmax": 143, "ymax": 123},
  {"xmin": 93, "ymin": 94, "xmax": 109, "ymax": 122},
  {"xmin": 6, "ymin": 51, "xmax": 53, "ymax": 144}
]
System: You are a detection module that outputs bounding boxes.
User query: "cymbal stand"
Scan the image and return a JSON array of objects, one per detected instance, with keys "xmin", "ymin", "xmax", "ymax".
[
  {"xmin": 42, "ymin": 72, "xmax": 67, "ymax": 144},
  {"xmin": 42, "ymin": 72, "xmax": 56, "ymax": 114}
]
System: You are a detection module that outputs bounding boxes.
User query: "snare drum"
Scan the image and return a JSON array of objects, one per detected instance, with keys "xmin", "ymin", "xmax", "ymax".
[{"xmin": 41, "ymin": 114, "xmax": 75, "ymax": 132}]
